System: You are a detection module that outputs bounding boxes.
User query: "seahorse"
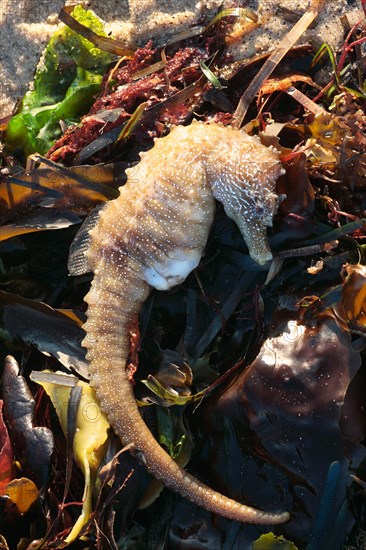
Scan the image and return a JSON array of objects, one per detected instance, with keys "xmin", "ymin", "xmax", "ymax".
[{"xmin": 68, "ymin": 120, "xmax": 289, "ymax": 524}]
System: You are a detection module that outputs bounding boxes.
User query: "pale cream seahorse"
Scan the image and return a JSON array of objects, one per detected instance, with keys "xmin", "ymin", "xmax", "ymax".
[{"xmin": 68, "ymin": 120, "xmax": 289, "ymax": 524}]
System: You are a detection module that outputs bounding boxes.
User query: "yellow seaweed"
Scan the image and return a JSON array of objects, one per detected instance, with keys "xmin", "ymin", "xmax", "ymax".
[
  {"xmin": 5, "ymin": 478, "xmax": 38, "ymax": 514},
  {"xmin": 31, "ymin": 371, "xmax": 110, "ymax": 543}
]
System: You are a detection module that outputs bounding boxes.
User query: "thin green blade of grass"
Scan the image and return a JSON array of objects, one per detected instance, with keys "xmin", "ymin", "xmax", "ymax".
[{"xmin": 200, "ymin": 61, "xmax": 226, "ymax": 89}]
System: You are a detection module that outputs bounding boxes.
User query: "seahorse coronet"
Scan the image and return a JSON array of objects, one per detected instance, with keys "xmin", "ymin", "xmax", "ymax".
[{"xmin": 69, "ymin": 120, "xmax": 289, "ymax": 525}]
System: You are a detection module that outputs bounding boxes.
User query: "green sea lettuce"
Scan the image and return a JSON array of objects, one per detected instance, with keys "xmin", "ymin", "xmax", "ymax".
[{"xmin": 5, "ymin": 5, "xmax": 111, "ymax": 159}]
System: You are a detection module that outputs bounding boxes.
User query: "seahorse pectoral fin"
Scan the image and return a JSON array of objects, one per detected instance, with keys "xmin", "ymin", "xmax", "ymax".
[
  {"xmin": 68, "ymin": 204, "xmax": 106, "ymax": 276},
  {"xmin": 234, "ymin": 216, "xmax": 273, "ymax": 265}
]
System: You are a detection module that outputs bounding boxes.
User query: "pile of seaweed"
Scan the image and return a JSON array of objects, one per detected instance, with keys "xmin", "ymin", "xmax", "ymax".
[{"xmin": 0, "ymin": 2, "xmax": 366, "ymax": 548}]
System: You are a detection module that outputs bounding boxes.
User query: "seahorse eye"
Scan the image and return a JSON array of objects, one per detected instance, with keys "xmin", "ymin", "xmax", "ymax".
[{"xmin": 254, "ymin": 198, "xmax": 265, "ymax": 216}]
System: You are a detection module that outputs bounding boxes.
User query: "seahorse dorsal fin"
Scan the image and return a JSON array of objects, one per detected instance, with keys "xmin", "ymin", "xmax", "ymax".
[{"xmin": 68, "ymin": 204, "xmax": 105, "ymax": 276}]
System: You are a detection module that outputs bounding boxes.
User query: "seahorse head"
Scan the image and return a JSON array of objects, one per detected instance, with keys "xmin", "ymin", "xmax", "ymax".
[{"xmin": 206, "ymin": 128, "xmax": 284, "ymax": 265}]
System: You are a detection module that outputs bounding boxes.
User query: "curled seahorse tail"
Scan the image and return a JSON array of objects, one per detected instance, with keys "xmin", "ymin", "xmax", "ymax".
[
  {"xmin": 162, "ymin": 469, "xmax": 290, "ymax": 525},
  {"xmin": 83, "ymin": 260, "xmax": 288, "ymax": 525}
]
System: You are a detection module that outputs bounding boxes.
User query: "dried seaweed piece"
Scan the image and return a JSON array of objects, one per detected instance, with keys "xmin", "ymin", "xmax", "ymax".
[
  {"xmin": 164, "ymin": 7, "xmax": 258, "ymax": 48},
  {"xmin": 0, "ymin": 210, "xmax": 83, "ymax": 242},
  {"xmin": 58, "ymin": 7, "xmax": 135, "ymax": 57},
  {"xmin": 232, "ymin": 0, "xmax": 326, "ymax": 127},
  {"xmin": 0, "ymin": 290, "xmax": 88, "ymax": 377},
  {"xmin": 2, "ymin": 356, "xmax": 54, "ymax": 488},
  {"xmin": 279, "ymin": 152, "xmax": 315, "ymax": 216},
  {"xmin": 334, "ymin": 263, "xmax": 366, "ymax": 334},
  {"xmin": 4, "ymin": 478, "xmax": 38, "ymax": 514},
  {"xmin": 283, "ymin": 107, "xmax": 366, "ymax": 197},
  {"xmin": 255, "ymin": 74, "xmax": 325, "ymax": 121},
  {"xmin": 0, "ymin": 160, "xmax": 117, "ymax": 229}
]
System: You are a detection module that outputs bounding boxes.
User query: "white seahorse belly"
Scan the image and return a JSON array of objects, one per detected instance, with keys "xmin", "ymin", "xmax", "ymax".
[{"xmin": 142, "ymin": 248, "xmax": 202, "ymax": 291}]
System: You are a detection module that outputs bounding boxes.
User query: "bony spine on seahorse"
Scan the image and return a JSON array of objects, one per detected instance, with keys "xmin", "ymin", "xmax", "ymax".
[{"xmin": 68, "ymin": 120, "xmax": 289, "ymax": 524}]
